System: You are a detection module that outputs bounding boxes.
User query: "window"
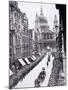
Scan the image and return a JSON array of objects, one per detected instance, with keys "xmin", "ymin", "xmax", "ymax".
[
  {"xmin": 47, "ymin": 33, "xmax": 49, "ymax": 39},
  {"xmin": 16, "ymin": 47, "xmax": 21, "ymax": 57},
  {"xmin": 16, "ymin": 34, "xmax": 20, "ymax": 46},
  {"xmin": 50, "ymin": 34, "xmax": 52, "ymax": 39},
  {"xmin": 44, "ymin": 34, "xmax": 46, "ymax": 40}
]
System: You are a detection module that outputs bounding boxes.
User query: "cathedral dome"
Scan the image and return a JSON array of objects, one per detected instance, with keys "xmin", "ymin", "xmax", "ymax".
[
  {"xmin": 39, "ymin": 15, "xmax": 48, "ymax": 23},
  {"xmin": 38, "ymin": 7, "xmax": 48, "ymax": 24}
]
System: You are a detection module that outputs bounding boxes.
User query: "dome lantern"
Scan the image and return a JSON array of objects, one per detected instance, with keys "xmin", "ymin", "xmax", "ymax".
[{"xmin": 40, "ymin": 7, "xmax": 43, "ymax": 16}]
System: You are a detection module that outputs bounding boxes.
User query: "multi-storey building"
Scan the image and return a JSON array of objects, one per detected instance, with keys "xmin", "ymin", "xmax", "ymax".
[{"xmin": 9, "ymin": 1, "xmax": 33, "ymax": 66}]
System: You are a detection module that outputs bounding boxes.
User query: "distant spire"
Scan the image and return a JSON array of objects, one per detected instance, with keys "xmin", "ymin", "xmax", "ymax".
[
  {"xmin": 54, "ymin": 14, "xmax": 58, "ymax": 26},
  {"xmin": 35, "ymin": 13, "xmax": 38, "ymax": 23},
  {"xmin": 53, "ymin": 14, "xmax": 59, "ymax": 34},
  {"xmin": 40, "ymin": 6, "xmax": 43, "ymax": 15}
]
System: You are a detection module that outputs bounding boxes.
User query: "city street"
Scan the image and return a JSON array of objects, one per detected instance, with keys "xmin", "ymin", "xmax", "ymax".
[
  {"xmin": 14, "ymin": 52, "xmax": 54, "ymax": 88},
  {"xmin": 9, "ymin": 1, "xmax": 66, "ymax": 89}
]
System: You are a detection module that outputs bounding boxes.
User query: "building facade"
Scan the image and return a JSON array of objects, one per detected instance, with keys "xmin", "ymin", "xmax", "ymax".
[
  {"xmin": 9, "ymin": 1, "xmax": 33, "ymax": 65},
  {"xmin": 34, "ymin": 7, "xmax": 56, "ymax": 54}
]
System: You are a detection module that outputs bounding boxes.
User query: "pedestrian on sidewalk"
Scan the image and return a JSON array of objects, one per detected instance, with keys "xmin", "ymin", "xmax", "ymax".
[
  {"xmin": 47, "ymin": 55, "xmax": 51, "ymax": 66},
  {"xmin": 34, "ymin": 67, "xmax": 46, "ymax": 87}
]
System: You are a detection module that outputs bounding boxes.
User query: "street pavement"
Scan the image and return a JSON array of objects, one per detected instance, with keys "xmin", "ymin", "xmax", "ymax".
[{"xmin": 14, "ymin": 52, "xmax": 54, "ymax": 88}]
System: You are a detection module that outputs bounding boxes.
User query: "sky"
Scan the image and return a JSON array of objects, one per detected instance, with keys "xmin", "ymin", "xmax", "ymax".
[{"xmin": 18, "ymin": 1, "xmax": 59, "ymax": 30}]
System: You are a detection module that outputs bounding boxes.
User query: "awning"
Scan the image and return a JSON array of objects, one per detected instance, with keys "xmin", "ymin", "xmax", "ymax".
[
  {"xmin": 25, "ymin": 58, "xmax": 30, "ymax": 64},
  {"xmin": 18, "ymin": 59, "xmax": 26, "ymax": 66},
  {"xmin": 32, "ymin": 55, "xmax": 36, "ymax": 60}
]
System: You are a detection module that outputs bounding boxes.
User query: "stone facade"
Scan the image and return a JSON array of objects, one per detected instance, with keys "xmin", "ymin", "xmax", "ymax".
[{"xmin": 9, "ymin": 1, "xmax": 33, "ymax": 64}]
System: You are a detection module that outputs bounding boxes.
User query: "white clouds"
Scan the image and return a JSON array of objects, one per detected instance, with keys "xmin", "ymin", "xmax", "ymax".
[{"xmin": 18, "ymin": 2, "xmax": 59, "ymax": 30}]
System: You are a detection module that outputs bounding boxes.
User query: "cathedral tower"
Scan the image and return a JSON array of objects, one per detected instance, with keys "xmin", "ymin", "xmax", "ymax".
[{"xmin": 53, "ymin": 14, "xmax": 59, "ymax": 33}]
